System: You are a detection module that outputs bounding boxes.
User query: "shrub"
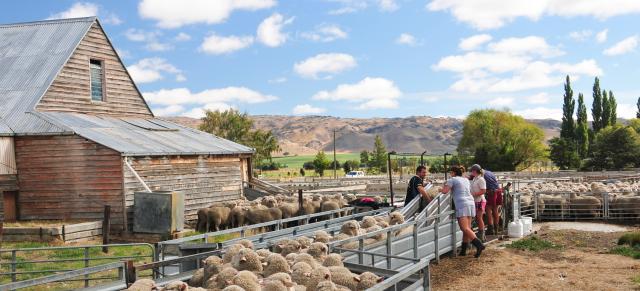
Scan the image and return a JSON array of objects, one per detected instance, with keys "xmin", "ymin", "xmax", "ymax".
[
  {"xmin": 507, "ymin": 236, "xmax": 561, "ymax": 252},
  {"xmin": 618, "ymin": 232, "xmax": 640, "ymax": 247},
  {"xmin": 302, "ymin": 161, "xmax": 315, "ymax": 170}
]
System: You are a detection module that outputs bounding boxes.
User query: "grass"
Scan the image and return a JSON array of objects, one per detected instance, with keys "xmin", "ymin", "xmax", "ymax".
[
  {"xmin": 0, "ymin": 241, "xmax": 155, "ymax": 290},
  {"xmin": 610, "ymin": 246, "xmax": 640, "ymax": 259},
  {"xmin": 633, "ymin": 274, "xmax": 640, "ymax": 286},
  {"xmin": 618, "ymin": 232, "xmax": 640, "ymax": 247},
  {"xmin": 507, "ymin": 236, "xmax": 562, "ymax": 252},
  {"xmin": 269, "ymin": 153, "xmax": 361, "ymax": 169}
]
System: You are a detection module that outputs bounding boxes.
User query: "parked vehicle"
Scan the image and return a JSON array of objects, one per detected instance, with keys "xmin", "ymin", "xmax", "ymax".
[{"xmin": 345, "ymin": 171, "xmax": 365, "ymax": 178}]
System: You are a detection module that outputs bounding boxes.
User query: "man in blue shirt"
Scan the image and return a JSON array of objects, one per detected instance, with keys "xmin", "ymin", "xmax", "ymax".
[{"xmin": 472, "ymin": 164, "xmax": 500, "ymax": 234}]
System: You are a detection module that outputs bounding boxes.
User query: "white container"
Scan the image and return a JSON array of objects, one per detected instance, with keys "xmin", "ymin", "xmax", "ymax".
[
  {"xmin": 520, "ymin": 217, "xmax": 533, "ymax": 235},
  {"xmin": 508, "ymin": 220, "xmax": 524, "ymax": 238}
]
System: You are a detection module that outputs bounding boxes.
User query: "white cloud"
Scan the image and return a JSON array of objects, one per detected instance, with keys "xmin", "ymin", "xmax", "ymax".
[
  {"xmin": 124, "ymin": 29, "xmax": 173, "ymax": 51},
  {"xmin": 301, "ymin": 24, "xmax": 348, "ymax": 42},
  {"xmin": 596, "ymin": 29, "xmax": 608, "ymax": 43},
  {"xmin": 257, "ymin": 13, "xmax": 294, "ymax": 47},
  {"xmin": 175, "ymin": 32, "xmax": 191, "ymax": 41},
  {"xmin": 427, "ymin": 0, "xmax": 640, "ymax": 30},
  {"xmin": 127, "ymin": 58, "xmax": 184, "ymax": 84},
  {"xmin": 569, "ymin": 30, "xmax": 592, "ymax": 42},
  {"xmin": 525, "ymin": 92, "xmax": 550, "ymax": 104},
  {"xmin": 434, "ymin": 35, "xmax": 602, "ymax": 93},
  {"xmin": 200, "ymin": 33, "xmax": 254, "ymax": 55},
  {"xmin": 459, "ymin": 34, "xmax": 492, "ymax": 50},
  {"xmin": 48, "ymin": 2, "xmax": 122, "ymax": 25},
  {"xmin": 143, "ymin": 87, "xmax": 278, "ymax": 106},
  {"xmin": 603, "ymin": 35, "xmax": 639, "ymax": 56},
  {"xmin": 146, "ymin": 42, "xmax": 173, "ymax": 51},
  {"xmin": 138, "ymin": 0, "xmax": 276, "ymax": 28},
  {"xmin": 184, "ymin": 103, "xmax": 236, "ymax": 118},
  {"xmin": 294, "ymin": 53, "xmax": 357, "ymax": 79},
  {"xmin": 513, "ymin": 107, "xmax": 562, "ymax": 120},
  {"xmin": 293, "ymin": 104, "xmax": 326, "ymax": 115},
  {"xmin": 49, "ymin": 2, "xmax": 98, "ymax": 19},
  {"xmin": 378, "ymin": 0, "xmax": 399, "ymax": 11},
  {"xmin": 487, "ymin": 36, "xmax": 564, "ymax": 58},
  {"xmin": 327, "ymin": 0, "xmax": 399, "ymax": 14},
  {"xmin": 396, "ymin": 33, "xmax": 419, "ymax": 46},
  {"xmin": 312, "ymin": 77, "xmax": 402, "ymax": 109},
  {"xmin": 617, "ymin": 103, "xmax": 639, "ymax": 119},
  {"xmin": 116, "ymin": 48, "xmax": 132, "ymax": 59},
  {"xmin": 488, "ymin": 97, "xmax": 514, "ymax": 106},
  {"xmin": 153, "ymin": 105, "xmax": 185, "ymax": 116}
]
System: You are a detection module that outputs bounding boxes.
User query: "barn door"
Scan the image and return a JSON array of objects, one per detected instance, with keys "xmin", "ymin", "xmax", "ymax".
[{"xmin": 3, "ymin": 191, "xmax": 17, "ymax": 222}]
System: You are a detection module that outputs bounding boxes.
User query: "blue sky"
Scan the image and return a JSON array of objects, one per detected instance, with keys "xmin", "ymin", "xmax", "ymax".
[{"xmin": 3, "ymin": 0, "xmax": 640, "ymax": 120}]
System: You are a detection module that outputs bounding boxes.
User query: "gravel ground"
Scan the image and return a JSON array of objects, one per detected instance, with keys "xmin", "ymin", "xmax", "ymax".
[{"xmin": 430, "ymin": 223, "xmax": 640, "ymax": 290}]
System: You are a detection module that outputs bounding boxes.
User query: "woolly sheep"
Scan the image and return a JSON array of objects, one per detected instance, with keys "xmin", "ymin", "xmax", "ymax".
[
  {"xmin": 328, "ymin": 266, "xmax": 360, "ymax": 290},
  {"xmin": 357, "ymin": 272, "xmax": 384, "ymax": 290},
  {"xmin": 263, "ymin": 273, "xmax": 296, "ymax": 291},
  {"xmin": 205, "ymin": 267, "xmax": 238, "ymax": 289},
  {"xmin": 322, "ymin": 253, "xmax": 344, "ymax": 267},
  {"xmin": 296, "ymin": 236, "xmax": 313, "ymax": 249},
  {"xmin": 237, "ymin": 239, "xmax": 254, "ymax": 250},
  {"xmin": 223, "ymin": 244, "xmax": 245, "ymax": 263},
  {"xmin": 359, "ymin": 216, "xmax": 377, "ymax": 228},
  {"xmin": 263, "ymin": 253, "xmax": 291, "ymax": 277},
  {"xmin": 304, "ymin": 266, "xmax": 332, "ymax": 291},
  {"xmin": 340, "ymin": 220, "xmax": 360, "ymax": 236},
  {"xmin": 232, "ymin": 271, "xmax": 260, "ymax": 291},
  {"xmin": 221, "ymin": 286, "xmax": 246, "ymax": 291},
  {"xmin": 275, "ymin": 239, "xmax": 302, "ymax": 256},
  {"xmin": 293, "ymin": 253, "xmax": 318, "ymax": 268},
  {"xmin": 188, "ymin": 268, "xmax": 204, "ymax": 287},
  {"xmin": 291, "ymin": 262, "xmax": 314, "ymax": 287},
  {"xmin": 230, "ymin": 206, "xmax": 249, "ymax": 228},
  {"xmin": 162, "ymin": 281, "xmax": 188, "ymax": 291},
  {"xmin": 231, "ymin": 248, "xmax": 263, "ymax": 273},
  {"xmin": 203, "ymin": 255, "xmax": 223, "ymax": 281},
  {"xmin": 388, "ymin": 211, "xmax": 405, "ymax": 225},
  {"xmin": 305, "ymin": 242, "xmax": 328, "ymax": 262},
  {"xmin": 313, "ymin": 230, "xmax": 332, "ymax": 243},
  {"xmin": 125, "ymin": 278, "xmax": 156, "ymax": 291}
]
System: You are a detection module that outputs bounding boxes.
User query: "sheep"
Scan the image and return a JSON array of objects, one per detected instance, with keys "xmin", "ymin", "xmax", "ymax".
[
  {"xmin": 359, "ymin": 216, "xmax": 377, "ymax": 228},
  {"xmin": 246, "ymin": 207, "xmax": 283, "ymax": 230},
  {"xmin": 388, "ymin": 211, "xmax": 405, "ymax": 225},
  {"xmin": 203, "ymin": 256, "xmax": 223, "ymax": 282},
  {"xmin": 222, "ymin": 286, "xmax": 246, "ymax": 291},
  {"xmin": 263, "ymin": 273, "xmax": 296, "ymax": 291},
  {"xmin": 569, "ymin": 192, "xmax": 602, "ymax": 218},
  {"xmin": 313, "ymin": 230, "xmax": 332, "ymax": 243},
  {"xmin": 188, "ymin": 268, "xmax": 204, "ymax": 287},
  {"xmin": 316, "ymin": 280, "xmax": 348, "ymax": 291},
  {"xmin": 328, "ymin": 266, "xmax": 360, "ymax": 290},
  {"xmin": 261, "ymin": 196, "xmax": 279, "ymax": 208},
  {"xmin": 293, "ymin": 253, "xmax": 319, "ymax": 268},
  {"xmin": 320, "ymin": 200, "xmax": 341, "ymax": 219},
  {"xmin": 230, "ymin": 206, "xmax": 249, "ymax": 228},
  {"xmin": 263, "ymin": 253, "xmax": 291, "ymax": 277},
  {"xmin": 323, "ymin": 253, "xmax": 344, "ymax": 267},
  {"xmin": 232, "ymin": 271, "xmax": 261, "ymax": 291},
  {"xmin": 162, "ymin": 281, "xmax": 188, "ymax": 291},
  {"xmin": 296, "ymin": 236, "xmax": 313, "ymax": 249},
  {"xmin": 205, "ymin": 267, "xmax": 238, "ymax": 289},
  {"xmin": 305, "ymin": 242, "xmax": 328, "ymax": 262},
  {"xmin": 208, "ymin": 206, "xmax": 233, "ymax": 232},
  {"xmin": 237, "ymin": 239, "xmax": 255, "ymax": 250},
  {"xmin": 223, "ymin": 244, "xmax": 245, "ymax": 263},
  {"xmin": 291, "ymin": 262, "xmax": 314, "ymax": 287},
  {"xmin": 255, "ymin": 249, "xmax": 273, "ymax": 263},
  {"xmin": 125, "ymin": 278, "xmax": 157, "ymax": 291},
  {"xmin": 304, "ymin": 266, "xmax": 332, "ymax": 291},
  {"xmin": 364, "ymin": 225, "xmax": 386, "ymax": 242},
  {"xmin": 357, "ymin": 272, "xmax": 384, "ymax": 290},
  {"xmin": 340, "ymin": 220, "xmax": 360, "ymax": 236},
  {"xmin": 275, "ymin": 239, "xmax": 302, "ymax": 256},
  {"xmin": 279, "ymin": 202, "xmax": 300, "ymax": 219},
  {"xmin": 285, "ymin": 253, "xmax": 298, "ymax": 266},
  {"xmin": 231, "ymin": 248, "xmax": 263, "ymax": 273}
]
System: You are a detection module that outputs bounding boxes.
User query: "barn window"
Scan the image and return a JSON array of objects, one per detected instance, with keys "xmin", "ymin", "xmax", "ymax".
[{"xmin": 90, "ymin": 59, "xmax": 105, "ymax": 101}]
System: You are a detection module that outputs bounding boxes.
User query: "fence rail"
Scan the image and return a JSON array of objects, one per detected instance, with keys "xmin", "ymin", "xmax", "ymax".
[{"xmin": 514, "ymin": 191, "xmax": 640, "ymax": 220}]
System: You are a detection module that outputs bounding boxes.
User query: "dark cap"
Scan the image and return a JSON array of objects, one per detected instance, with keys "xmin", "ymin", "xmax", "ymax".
[{"xmin": 469, "ymin": 164, "xmax": 482, "ymax": 172}]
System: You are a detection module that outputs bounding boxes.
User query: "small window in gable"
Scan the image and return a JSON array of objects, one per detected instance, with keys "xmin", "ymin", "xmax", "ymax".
[{"xmin": 90, "ymin": 59, "xmax": 105, "ymax": 102}]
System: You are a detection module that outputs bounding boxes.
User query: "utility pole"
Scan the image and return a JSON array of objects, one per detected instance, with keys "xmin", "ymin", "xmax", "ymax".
[{"xmin": 333, "ymin": 129, "xmax": 337, "ymax": 179}]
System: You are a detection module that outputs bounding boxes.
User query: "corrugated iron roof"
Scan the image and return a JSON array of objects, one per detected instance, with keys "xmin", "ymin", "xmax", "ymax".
[
  {"xmin": 0, "ymin": 17, "xmax": 95, "ymax": 135},
  {"xmin": 40, "ymin": 112, "xmax": 254, "ymax": 156}
]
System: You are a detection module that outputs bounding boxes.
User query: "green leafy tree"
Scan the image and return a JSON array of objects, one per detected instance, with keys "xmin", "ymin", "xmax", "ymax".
[
  {"xmin": 602, "ymin": 90, "xmax": 611, "ymax": 129},
  {"xmin": 359, "ymin": 150, "xmax": 370, "ymax": 165},
  {"xmin": 343, "ymin": 160, "xmax": 361, "ymax": 173},
  {"xmin": 609, "ymin": 90, "xmax": 617, "ymax": 126},
  {"xmin": 629, "ymin": 119, "xmax": 640, "ymax": 133},
  {"xmin": 312, "ymin": 151, "xmax": 331, "ymax": 176},
  {"xmin": 549, "ymin": 137, "xmax": 581, "ymax": 170},
  {"xmin": 588, "ymin": 125, "xmax": 640, "ymax": 170},
  {"xmin": 458, "ymin": 109, "xmax": 547, "ymax": 171},
  {"xmin": 371, "ymin": 135, "xmax": 388, "ymax": 172},
  {"xmin": 575, "ymin": 93, "xmax": 589, "ymax": 158},
  {"xmin": 299, "ymin": 168, "xmax": 305, "ymax": 177},
  {"xmin": 637, "ymin": 97, "xmax": 640, "ymax": 118},
  {"xmin": 560, "ymin": 75, "xmax": 575, "ymax": 139},
  {"xmin": 199, "ymin": 109, "xmax": 280, "ymax": 167},
  {"xmin": 591, "ymin": 77, "xmax": 603, "ymax": 132}
]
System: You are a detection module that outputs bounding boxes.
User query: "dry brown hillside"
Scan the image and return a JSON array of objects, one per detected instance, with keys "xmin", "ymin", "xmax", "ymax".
[{"xmin": 165, "ymin": 115, "xmax": 560, "ymax": 156}]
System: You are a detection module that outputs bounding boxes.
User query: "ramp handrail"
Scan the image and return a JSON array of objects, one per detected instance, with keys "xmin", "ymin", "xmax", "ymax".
[{"xmin": 0, "ymin": 262, "xmax": 126, "ymax": 291}]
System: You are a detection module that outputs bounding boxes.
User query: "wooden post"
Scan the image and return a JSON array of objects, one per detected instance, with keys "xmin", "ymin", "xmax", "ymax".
[
  {"xmin": 102, "ymin": 205, "xmax": 111, "ymax": 253},
  {"xmin": 124, "ymin": 260, "xmax": 136, "ymax": 285}
]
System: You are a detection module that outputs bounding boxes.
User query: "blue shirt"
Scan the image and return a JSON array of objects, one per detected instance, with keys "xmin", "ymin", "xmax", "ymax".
[{"xmin": 484, "ymin": 170, "xmax": 499, "ymax": 190}]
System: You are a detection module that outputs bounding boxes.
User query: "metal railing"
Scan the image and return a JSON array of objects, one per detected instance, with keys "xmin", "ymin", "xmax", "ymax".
[
  {"xmin": 0, "ymin": 243, "xmax": 155, "ymax": 289},
  {"xmin": 514, "ymin": 191, "xmax": 640, "ymax": 220},
  {"xmin": 0, "ymin": 262, "xmax": 127, "ymax": 291}
]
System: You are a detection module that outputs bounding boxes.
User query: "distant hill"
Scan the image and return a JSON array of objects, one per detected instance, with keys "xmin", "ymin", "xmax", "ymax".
[{"xmin": 165, "ymin": 115, "xmax": 561, "ymax": 156}]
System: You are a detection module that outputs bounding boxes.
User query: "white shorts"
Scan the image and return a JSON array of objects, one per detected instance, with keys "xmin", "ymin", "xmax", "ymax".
[{"xmin": 456, "ymin": 205, "xmax": 476, "ymax": 218}]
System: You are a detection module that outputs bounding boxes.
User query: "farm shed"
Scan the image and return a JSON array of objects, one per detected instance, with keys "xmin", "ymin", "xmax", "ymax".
[{"xmin": 0, "ymin": 17, "xmax": 253, "ymax": 232}]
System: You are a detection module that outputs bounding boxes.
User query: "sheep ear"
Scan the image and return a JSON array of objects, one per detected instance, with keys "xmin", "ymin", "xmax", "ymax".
[
  {"xmin": 304, "ymin": 272, "xmax": 311, "ymax": 277},
  {"xmin": 240, "ymin": 256, "xmax": 247, "ymax": 262},
  {"xmin": 324, "ymin": 274, "xmax": 330, "ymax": 279},
  {"xmin": 262, "ymin": 262, "xmax": 268, "ymax": 266},
  {"xmin": 377, "ymin": 277, "xmax": 384, "ymax": 283},
  {"xmin": 353, "ymin": 276, "xmax": 361, "ymax": 282}
]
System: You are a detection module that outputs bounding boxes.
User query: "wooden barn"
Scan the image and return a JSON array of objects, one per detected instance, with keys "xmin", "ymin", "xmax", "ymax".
[{"xmin": 0, "ymin": 17, "xmax": 254, "ymax": 233}]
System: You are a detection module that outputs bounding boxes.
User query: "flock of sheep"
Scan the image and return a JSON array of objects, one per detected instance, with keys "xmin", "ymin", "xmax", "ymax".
[
  {"xmin": 519, "ymin": 181, "xmax": 640, "ymax": 218},
  {"xmin": 196, "ymin": 193, "xmax": 363, "ymax": 233},
  {"xmin": 127, "ymin": 210, "xmax": 409, "ymax": 291}
]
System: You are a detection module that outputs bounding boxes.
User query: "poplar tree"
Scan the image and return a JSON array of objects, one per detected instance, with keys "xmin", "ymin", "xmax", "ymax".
[
  {"xmin": 609, "ymin": 90, "xmax": 617, "ymax": 125},
  {"xmin": 591, "ymin": 77, "xmax": 603, "ymax": 132},
  {"xmin": 560, "ymin": 75, "xmax": 575, "ymax": 139},
  {"xmin": 637, "ymin": 97, "xmax": 640, "ymax": 118},
  {"xmin": 602, "ymin": 90, "xmax": 610, "ymax": 129},
  {"xmin": 575, "ymin": 93, "xmax": 589, "ymax": 159}
]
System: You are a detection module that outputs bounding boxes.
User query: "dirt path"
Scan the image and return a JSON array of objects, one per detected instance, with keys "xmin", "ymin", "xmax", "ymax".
[{"xmin": 431, "ymin": 224, "xmax": 640, "ymax": 290}]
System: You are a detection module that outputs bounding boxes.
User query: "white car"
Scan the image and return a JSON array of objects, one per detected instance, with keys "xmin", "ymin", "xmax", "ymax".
[{"xmin": 345, "ymin": 171, "xmax": 365, "ymax": 177}]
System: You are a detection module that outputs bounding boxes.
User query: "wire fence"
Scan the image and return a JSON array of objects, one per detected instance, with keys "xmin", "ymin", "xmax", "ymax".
[{"xmin": 514, "ymin": 191, "xmax": 640, "ymax": 220}]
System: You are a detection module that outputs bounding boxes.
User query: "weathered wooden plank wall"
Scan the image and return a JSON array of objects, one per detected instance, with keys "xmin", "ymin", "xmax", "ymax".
[
  {"xmin": 123, "ymin": 155, "xmax": 244, "ymax": 228},
  {"xmin": 0, "ymin": 175, "xmax": 18, "ymax": 192},
  {"xmin": 36, "ymin": 22, "xmax": 152, "ymax": 117},
  {"xmin": 14, "ymin": 135, "xmax": 126, "ymax": 232}
]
